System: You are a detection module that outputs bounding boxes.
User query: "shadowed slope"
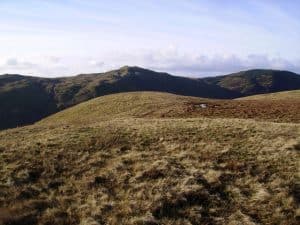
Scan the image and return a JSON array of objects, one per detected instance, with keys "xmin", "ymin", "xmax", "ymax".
[
  {"xmin": 203, "ymin": 69, "xmax": 300, "ymax": 96},
  {"xmin": 0, "ymin": 75, "xmax": 58, "ymax": 129}
]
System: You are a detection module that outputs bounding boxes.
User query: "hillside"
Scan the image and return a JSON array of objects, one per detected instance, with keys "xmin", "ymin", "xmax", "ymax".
[
  {"xmin": 41, "ymin": 92, "xmax": 300, "ymax": 124},
  {"xmin": 0, "ymin": 74, "xmax": 58, "ymax": 130},
  {"xmin": 39, "ymin": 92, "xmax": 203, "ymax": 125},
  {"xmin": 236, "ymin": 89, "xmax": 300, "ymax": 100},
  {"xmin": 1, "ymin": 67, "xmax": 300, "ymax": 130},
  {"xmin": 203, "ymin": 69, "xmax": 300, "ymax": 96},
  {"xmin": 0, "ymin": 92, "xmax": 299, "ymax": 225}
]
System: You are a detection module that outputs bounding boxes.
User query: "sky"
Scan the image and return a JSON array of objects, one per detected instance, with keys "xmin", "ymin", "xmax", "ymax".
[{"xmin": 0, "ymin": 0, "xmax": 300, "ymax": 77}]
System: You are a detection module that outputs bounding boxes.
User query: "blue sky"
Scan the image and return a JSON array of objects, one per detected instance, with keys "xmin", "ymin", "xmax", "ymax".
[{"xmin": 0, "ymin": 0, "xmax": 299, "ymax": 77}]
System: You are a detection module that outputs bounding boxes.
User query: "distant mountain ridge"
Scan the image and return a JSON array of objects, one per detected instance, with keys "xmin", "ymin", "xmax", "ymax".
[{"xmin": 1, "ymin": 66, "xmax": 300, "ymax": 129}]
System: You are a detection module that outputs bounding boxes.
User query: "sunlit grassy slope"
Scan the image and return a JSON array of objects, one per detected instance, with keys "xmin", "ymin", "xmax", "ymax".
[
  {"xmin": 39, "ymin": 92, "xmax": 204, "ymax": 126},
  {"xmin": 40, "ymin": 91, "xmax": 300, "ymax": 124},
  {"xmin": 0, "ymin": 92, "xmax": 299, "ymax": 225},
  {"xmin": 237, "ymin": 89, "xmax": 300, "ymax": 100}
]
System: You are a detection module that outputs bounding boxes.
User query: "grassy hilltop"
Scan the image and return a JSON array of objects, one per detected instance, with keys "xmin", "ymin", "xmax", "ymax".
[
  {"xmin": 0, "ymin": 92, "xmax": 299, "ymax": 225},
  {"xmin": 41, "ymin": 91, "xmax": 300, "ymax": 124}
]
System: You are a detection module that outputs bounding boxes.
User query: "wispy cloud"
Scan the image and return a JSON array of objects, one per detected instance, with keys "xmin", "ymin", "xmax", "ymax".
[
  {"xmin": 0, "ymin": 0, "xmax": 299, "ymax": 77},
  {"xmin": 88, "ymin": 50, "xmax": 300, "ymax": 76},
  {"xmin": 1, "ymin": 51, "xmax": 299, "ymax": 77},
  {"xmin": 0, "ymin": 56, "xmax": 68, "ymax": 77}
]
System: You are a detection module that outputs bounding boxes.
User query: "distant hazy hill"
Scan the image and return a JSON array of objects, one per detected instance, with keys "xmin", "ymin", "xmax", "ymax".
[{"xmin": 1, "ymin": 67, "xmax": 300, "ymax": 129}]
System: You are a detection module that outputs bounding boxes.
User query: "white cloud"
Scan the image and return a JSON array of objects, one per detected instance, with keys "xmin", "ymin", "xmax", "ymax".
[
  {"xmin": 6, "ymin": 58, "xmax": 19, "ymax": 66},
  {"xmin": 0, "ymin": 52, "xmax": 299, "ymax": 77},
  {"xmin": 147, "ymin": 53, "xmax": 300, "ymax": 76},
  {"xmin": 47, "ymin": 56, "xmax": 61, "ymax": 64},
  {"xmin": 0, "ymin": 56, "xmax": 67, "ymax": 77},
  {"xmin": 88, "ymin": 50, "xmax": 300, "ymax": 76},
  {"xmin": 3, "ymin": 58, "xmax": 37, "ymax": 70},
  {"xmin": 1, "ymin": 1, "xmax": 300, "ymax": 78},
  {"xmin": 89, "ymin": 60, "xmax": 104, "ymax": 68}
]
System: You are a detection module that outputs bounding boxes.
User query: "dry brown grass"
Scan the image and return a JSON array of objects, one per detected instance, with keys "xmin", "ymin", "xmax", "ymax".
[
  {"xmin": 40, "ymin": 91, "xmax": 300, "ymax": 124},
  {"xmin": 0, "ymin": 92, "xmax": 299, "ymax": 225},
  {"xmin": 187, "ymin": 99, "xmax": 300, "ymax": 123},
  {"xmin": 236, "ymin": 90, "xmax": 300, "ymax": 100}
]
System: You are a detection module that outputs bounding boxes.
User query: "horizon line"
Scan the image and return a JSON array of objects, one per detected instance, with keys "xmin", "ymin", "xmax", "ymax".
[{"xmin": 1, "ymin": 66, "xmax": 299, "ymax": 79}]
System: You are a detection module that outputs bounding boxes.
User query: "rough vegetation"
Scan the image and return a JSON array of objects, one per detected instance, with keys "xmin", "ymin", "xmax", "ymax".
[
  {"xmin": 0, "ymin": 92, "xmax": 299, "ymax": 225},
  {"xmin": 41, "ymin": 92, "xmax": 300, "ymax": 124},
  {"xmin": 1, "ymin": 67, "xmax": 300, "ymax": 129},
  {"xmin": 236, "ymin": 89, "xmax": 300, "ymax": 100}
]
